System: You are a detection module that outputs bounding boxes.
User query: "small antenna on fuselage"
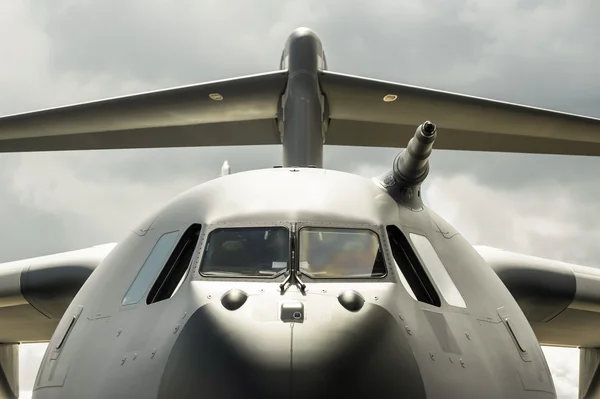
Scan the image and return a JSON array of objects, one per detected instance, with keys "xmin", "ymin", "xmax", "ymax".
[{"xmin": 221, "ymin": 161, "xmax": 230, "ymax": 177}]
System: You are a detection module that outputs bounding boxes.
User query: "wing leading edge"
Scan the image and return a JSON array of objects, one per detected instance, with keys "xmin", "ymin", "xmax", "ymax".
[
  {"xmin": 0, "ymin": 244, "xmax": 116, "ymax": 343},
  {"xmin": 476, "ymin": 245, "xmax": 600, "ymax": 348}
]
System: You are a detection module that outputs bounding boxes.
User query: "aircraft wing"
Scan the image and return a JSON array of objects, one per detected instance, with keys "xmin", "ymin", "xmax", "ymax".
[
  {"xmin": 476, "ymin": 245, "xmax": 600, "ymax": 348},
  {"xmin": 0, "ymin": 244, "xmax": 116, "ymax": 343},
  {"xmin": 320, "ymin": 71, "xmax": 600, "ymax": 156},
  {"xmin": 0, "ymin": 71, "xmax": 286, "ymax": 152},
  {"xmin": 1, "ymin": 68, "xmax": 600, "ymax": 155}
]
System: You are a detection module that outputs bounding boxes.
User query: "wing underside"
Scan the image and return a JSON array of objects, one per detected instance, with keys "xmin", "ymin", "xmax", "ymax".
[
  {"xmin": 0, "ymin": 71, "xmax": 287, "ymax": 152},
  {"xmin": 320, "ymin": 71, "xmax": 600, "ymax": 156},
  {"xmin": 476, "ymin": 245, "xmax": 600, "ymax": 348},
  {"xmin": 0, "ymin": 244, "xmax": 115, "ymax": 343}
]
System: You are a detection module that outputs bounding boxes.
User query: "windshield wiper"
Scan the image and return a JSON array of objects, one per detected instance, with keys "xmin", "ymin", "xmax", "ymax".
[
  {"xmin": 291, "ymin": 225, "xmax": 306, "ymax": 293},
  {"xmin": 279, "ymin": 273, "xmax": 291, "ymax": 292},
  {"xmin": 295, "ymin": 269, "xmax": 307, "ymax": 292},
  {"xmin": 280, "ymin": 225, "xmax": 306, "ymax": 293}
]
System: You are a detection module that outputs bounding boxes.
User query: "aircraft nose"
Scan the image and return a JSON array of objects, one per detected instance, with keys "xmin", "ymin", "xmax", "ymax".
[
  {"xmin": 157, "ymin": 290, "xmax": 426, "ymax": 399},
  {"xmin": 290, "ymin": 293, "xmax": 427, "ymax": 398}
]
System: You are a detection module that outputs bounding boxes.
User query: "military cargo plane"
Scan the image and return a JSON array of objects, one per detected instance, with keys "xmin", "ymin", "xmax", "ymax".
[{"xmin": 1, "ymin": 27, "xmax": 600, "ymax": 398}]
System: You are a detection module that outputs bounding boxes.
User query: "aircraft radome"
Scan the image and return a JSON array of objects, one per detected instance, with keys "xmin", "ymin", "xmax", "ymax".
[{"xmin": 1, "ymin": 27, "xmax": 600, "ymax": 399}]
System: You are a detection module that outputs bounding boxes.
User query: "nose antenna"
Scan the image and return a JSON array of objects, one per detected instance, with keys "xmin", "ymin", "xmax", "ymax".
[{"xmin": 376, "ymin": 121, "xmax": 437, "ymax": 208}]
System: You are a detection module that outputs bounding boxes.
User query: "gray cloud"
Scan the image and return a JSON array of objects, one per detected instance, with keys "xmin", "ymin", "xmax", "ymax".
[
  {"xmin": 543, "ymin": 346, "xmax": 580, "ymax": 399},
  {"xmin": 19, "ymin": 343, "xmax": 46, "ymax": 397},
  {"xmin": 5, "ymin": 0, "xmax": 600, "ymax": 195},
  {"xmin": 425, "ymin": 174, "xmax": 600, "ymax": 267}
]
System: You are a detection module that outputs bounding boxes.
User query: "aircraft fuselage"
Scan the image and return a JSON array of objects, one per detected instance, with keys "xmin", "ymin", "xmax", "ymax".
[{"xmin": 31, "ymin": 168, "xmax": 556, "ymax": 398}]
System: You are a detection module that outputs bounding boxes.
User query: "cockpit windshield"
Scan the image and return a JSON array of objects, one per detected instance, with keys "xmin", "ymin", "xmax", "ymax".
[
  {"xmin": 298, "ymin": 227, "xmax": 387, "ymax": 278},
  {"xmin": 200, "ymin": 227, "xmax": 289, "ymax": 277}
]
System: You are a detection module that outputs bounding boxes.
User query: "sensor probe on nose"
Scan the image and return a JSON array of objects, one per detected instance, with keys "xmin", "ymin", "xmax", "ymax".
[
  {"xmin": 393, "ymin": 121, "xmax": 437, "ymax": 187},
  {"xmin": 377, "ymin": 121, "xmax": 437, "ymax": 203}
]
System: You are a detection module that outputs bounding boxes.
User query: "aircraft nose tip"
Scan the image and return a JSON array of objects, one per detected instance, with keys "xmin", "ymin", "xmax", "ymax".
[{"xmin": 157, "ymin": 295, "xmax": 426, "ymax": 399}]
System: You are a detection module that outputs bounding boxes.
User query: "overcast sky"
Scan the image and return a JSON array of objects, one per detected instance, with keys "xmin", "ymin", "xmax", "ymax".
[{"xmin": 3, "ymin": 1, "xmax": 600, "ymax": 398}]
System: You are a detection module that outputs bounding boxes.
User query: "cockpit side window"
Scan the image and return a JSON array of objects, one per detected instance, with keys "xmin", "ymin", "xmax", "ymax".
[
  {"xmin": 200, "ymin": 226, "xmax": 290, "ymax": 277},
  {"xmin": 122, "ymin": 230, "xmax": 180, "ymax": 306},
  {"xmin": 409, "ymin": 233, "xmax": 467, "ymax": 308},
  {"xmin": 146, "ymin": 224, "xmax": 202, "ymax": 305},
  {"xmin": 386, "ymin": 225, "xmax": 441, "ymax": 307},
  {"xmin": 298, "ymin": 227, "xmax": 387, "ymax": 278}
]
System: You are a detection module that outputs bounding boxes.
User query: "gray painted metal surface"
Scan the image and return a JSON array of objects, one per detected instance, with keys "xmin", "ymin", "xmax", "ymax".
[
  {"xmin": 580, "ymin": 348, "xmax": 600, "ymax": 399},
  {"xmin": 29, "ymin": 168, "xmax": 557, "ymax": 398},
  {"xmin": 0, "ymin": 345, "xmax": 17, "ymax": 399},
  {"xmin": 279, "ymin": 27, "xmax": 328, "ymax": 168},
  {"xmin": 0, "ymin": 27, "xmax": 600, "ymax": 398}
]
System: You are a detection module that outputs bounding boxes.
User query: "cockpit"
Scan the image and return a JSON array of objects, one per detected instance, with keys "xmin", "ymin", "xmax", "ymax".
[{"xmin": 199, "ymin": 226, "xmax": 387, "ymax": 279}]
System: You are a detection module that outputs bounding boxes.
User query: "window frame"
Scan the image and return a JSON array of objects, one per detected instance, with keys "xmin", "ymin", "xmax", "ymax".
[
  {"xmin": 296, "ymin": 225, "xmax": 389, "ymax": 280},
  {"xmin": 385, "ymin": 224, "xmax": 442, "ymax": 307},
  {"xmin": 121, "ymin": 229, "xmax": 181, "ymax": 307},
  {"xmin": 146, "ymin": 223, "xmax": 203, "ymax": 305},
  {"xmin": 197, "ymin": 224, "xmax": 293, "ymax": 280},
  {"xmin": 408, "ymin": 232, "xmax": 467, "ymax": 309}
]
